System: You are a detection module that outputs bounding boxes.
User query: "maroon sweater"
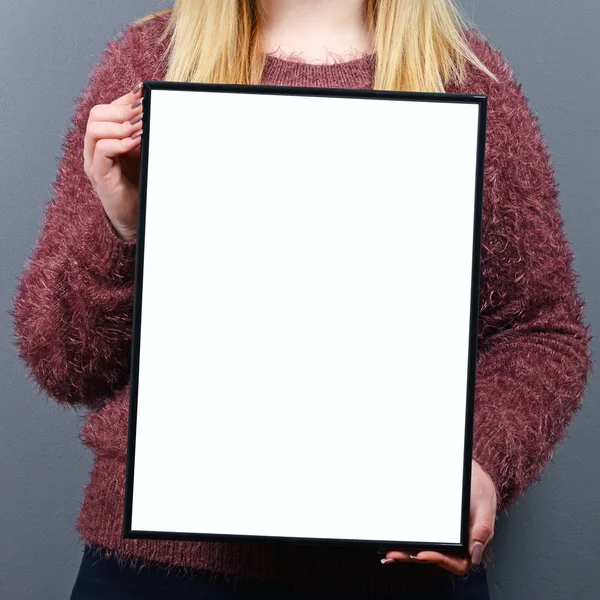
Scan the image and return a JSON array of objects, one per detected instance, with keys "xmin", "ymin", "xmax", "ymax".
[{"xmin": 10, "ymin": 12, "xmax": 593, "ymax": 594}]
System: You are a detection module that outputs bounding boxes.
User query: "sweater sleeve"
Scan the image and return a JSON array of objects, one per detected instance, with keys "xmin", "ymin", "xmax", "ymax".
[
  {"xmin": 10, "ymin": 26, "xmax": 144, "ymax": 410},
  {"xmin": 470, "ymin": 43, "xmax": 594, "ymax": 511}
]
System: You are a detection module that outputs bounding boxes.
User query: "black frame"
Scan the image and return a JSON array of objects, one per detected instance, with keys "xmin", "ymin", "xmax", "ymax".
[{"xmin": 123, "ymin": 81, "xmax": 488, "ymax": 555}]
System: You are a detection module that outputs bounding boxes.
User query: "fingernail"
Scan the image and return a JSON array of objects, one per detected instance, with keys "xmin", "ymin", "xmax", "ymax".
[
  {"xmin": 380, "ymin": 558, "xmax": 395, "ymax": 564},
  {"xmin": 131, "ymin": 97, "xmax": 143, "ymax": 110},
  {"xmin": 132, "ymin": 81, "xmax": 143, "ymax": 94},
  {"xmin": 471, "ymin": 541, "xmax": 484, "ymax": 565},
  {"xmin": 130, "ymin": 129, "xmax": 143, "ymax": 140},
  {"xmin": 409, "ymin": 555, "xmax": 422, "ymax": 561},
  {"xmin": 130, "ymin": 112, "xmax": 143, "ymax": 126}
]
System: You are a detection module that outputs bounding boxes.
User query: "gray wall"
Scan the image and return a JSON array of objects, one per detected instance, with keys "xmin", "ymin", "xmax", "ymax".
[{"xmin": 1, "ymin": 1, "xmax": 597, "ymax": 598}]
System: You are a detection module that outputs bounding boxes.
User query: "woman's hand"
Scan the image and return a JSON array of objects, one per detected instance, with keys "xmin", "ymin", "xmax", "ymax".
[
  {"xmin": 83, "ymin": 81, "xmax": 145, "ymax": 242},
  {"xmin": 378, "ymin": 460, "xmax": 498, "ymax": 575}
]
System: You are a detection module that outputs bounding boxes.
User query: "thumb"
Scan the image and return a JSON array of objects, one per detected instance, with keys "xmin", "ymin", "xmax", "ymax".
[{"xmin": 470, "ymin": 501, "xmax": 495, "ymax": 566}]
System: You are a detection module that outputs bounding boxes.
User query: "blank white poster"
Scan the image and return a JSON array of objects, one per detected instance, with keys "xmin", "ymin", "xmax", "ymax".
[{"xmin": 128, "ymin": 86, "xmax": 482, "ymax": 547}]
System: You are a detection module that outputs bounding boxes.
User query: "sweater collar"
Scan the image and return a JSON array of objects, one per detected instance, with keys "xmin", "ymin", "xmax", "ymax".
[{"xmin": 261, "ymin": 52, "xmax": 376, "ymax": 89}]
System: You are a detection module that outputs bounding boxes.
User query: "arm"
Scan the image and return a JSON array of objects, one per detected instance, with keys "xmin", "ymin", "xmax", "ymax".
[
  {"xmin": 471, "ymin": 42, "xmax": 594, "ymax": 511},
  {"xmin": 10, "ymin": 25, "xmax": 144, "ymax": 410}
]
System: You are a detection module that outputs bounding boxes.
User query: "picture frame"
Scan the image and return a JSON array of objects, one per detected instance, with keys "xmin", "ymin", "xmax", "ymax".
[{"xmin": 123, "ymin": 80, "xmax": 488, "ymax": 554}]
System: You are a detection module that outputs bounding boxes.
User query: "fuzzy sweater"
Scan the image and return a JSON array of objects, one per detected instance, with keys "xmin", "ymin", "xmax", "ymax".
[{"xmin": 10, "ymin": 11, "xmax": 593, "ymax": 595}]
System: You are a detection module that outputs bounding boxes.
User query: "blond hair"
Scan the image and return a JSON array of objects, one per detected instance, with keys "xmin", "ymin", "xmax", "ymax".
[{"xmin": 132, "ymin": 1, "xmax": 498, "ymax": 92}]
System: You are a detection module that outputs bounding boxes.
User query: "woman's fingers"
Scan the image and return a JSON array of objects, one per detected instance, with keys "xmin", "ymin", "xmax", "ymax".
[
  {"xmin": 378, "ymin": 462, "xmax": 498, "ymax": 575},
  {"xmin": 469, "ymin": 460, "xmax": 497, "ymax": 564},
  {"xmin": 87, "ymin": 118, "xmax": 142, "ymax": 143},
  {"xmin": 410, "ymin": 551, "xmax": 471, "ymax": 575},
  {"xmin": 379, "ymin": 549, "xmax": 411, "ymax": 564},
  {"xmin": 380, "ymin": 549, "xmax": 471, "ymax": 575},
  {"xmin": 85, "ymin": 119, "xmax": 143, "ymax": 181},
  {"xmin": 469, "ymin": 495, "xmax": 495, "ymax": 564},
  {"xmin": 92, "ymin": 134, "xmax": 142, "ymax": 184},
  {"xmin": 84, "ymin": 82, "xmax": 143, "ymax": 176},
  {"xmin": 84, "ymin": 107, "xmax": 143, "ymax": 176}
]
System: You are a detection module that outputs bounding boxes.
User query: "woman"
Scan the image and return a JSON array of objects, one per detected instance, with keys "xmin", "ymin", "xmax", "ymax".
[{"xmin": 11, "ymin": 1, "xmax": 592, "ymax": 598}]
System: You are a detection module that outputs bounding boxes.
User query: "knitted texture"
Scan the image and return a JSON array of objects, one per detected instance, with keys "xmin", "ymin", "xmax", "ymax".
[{"xmin": 10, "ymin": 11, "xmax": 593, "ymax": 594}]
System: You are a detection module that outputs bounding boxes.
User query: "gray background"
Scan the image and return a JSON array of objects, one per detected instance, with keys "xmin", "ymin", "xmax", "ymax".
[{"xmin": 1, "ymin": 1, "xmax": 598, "ymax": 598}]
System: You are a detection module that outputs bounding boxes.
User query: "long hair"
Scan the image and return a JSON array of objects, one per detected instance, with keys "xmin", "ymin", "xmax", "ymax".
[{"xmin": 132, "ymin": 1, "xmax": 498, "ymax": 91}]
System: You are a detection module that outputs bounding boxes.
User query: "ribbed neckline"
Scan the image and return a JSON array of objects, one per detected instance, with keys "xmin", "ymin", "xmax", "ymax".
[
  {"xmin": 265, "ymin": 51, "xmax": 375, "ymax": 67},
  {"xmin": 262, "ymin": 52, "xmax": 376, "ymax": 88}
]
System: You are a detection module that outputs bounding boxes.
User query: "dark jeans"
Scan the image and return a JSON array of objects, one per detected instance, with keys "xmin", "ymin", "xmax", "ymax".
[{"xmin": 70, "ymin": 544, "xmax": 490, "ymax": 599}]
